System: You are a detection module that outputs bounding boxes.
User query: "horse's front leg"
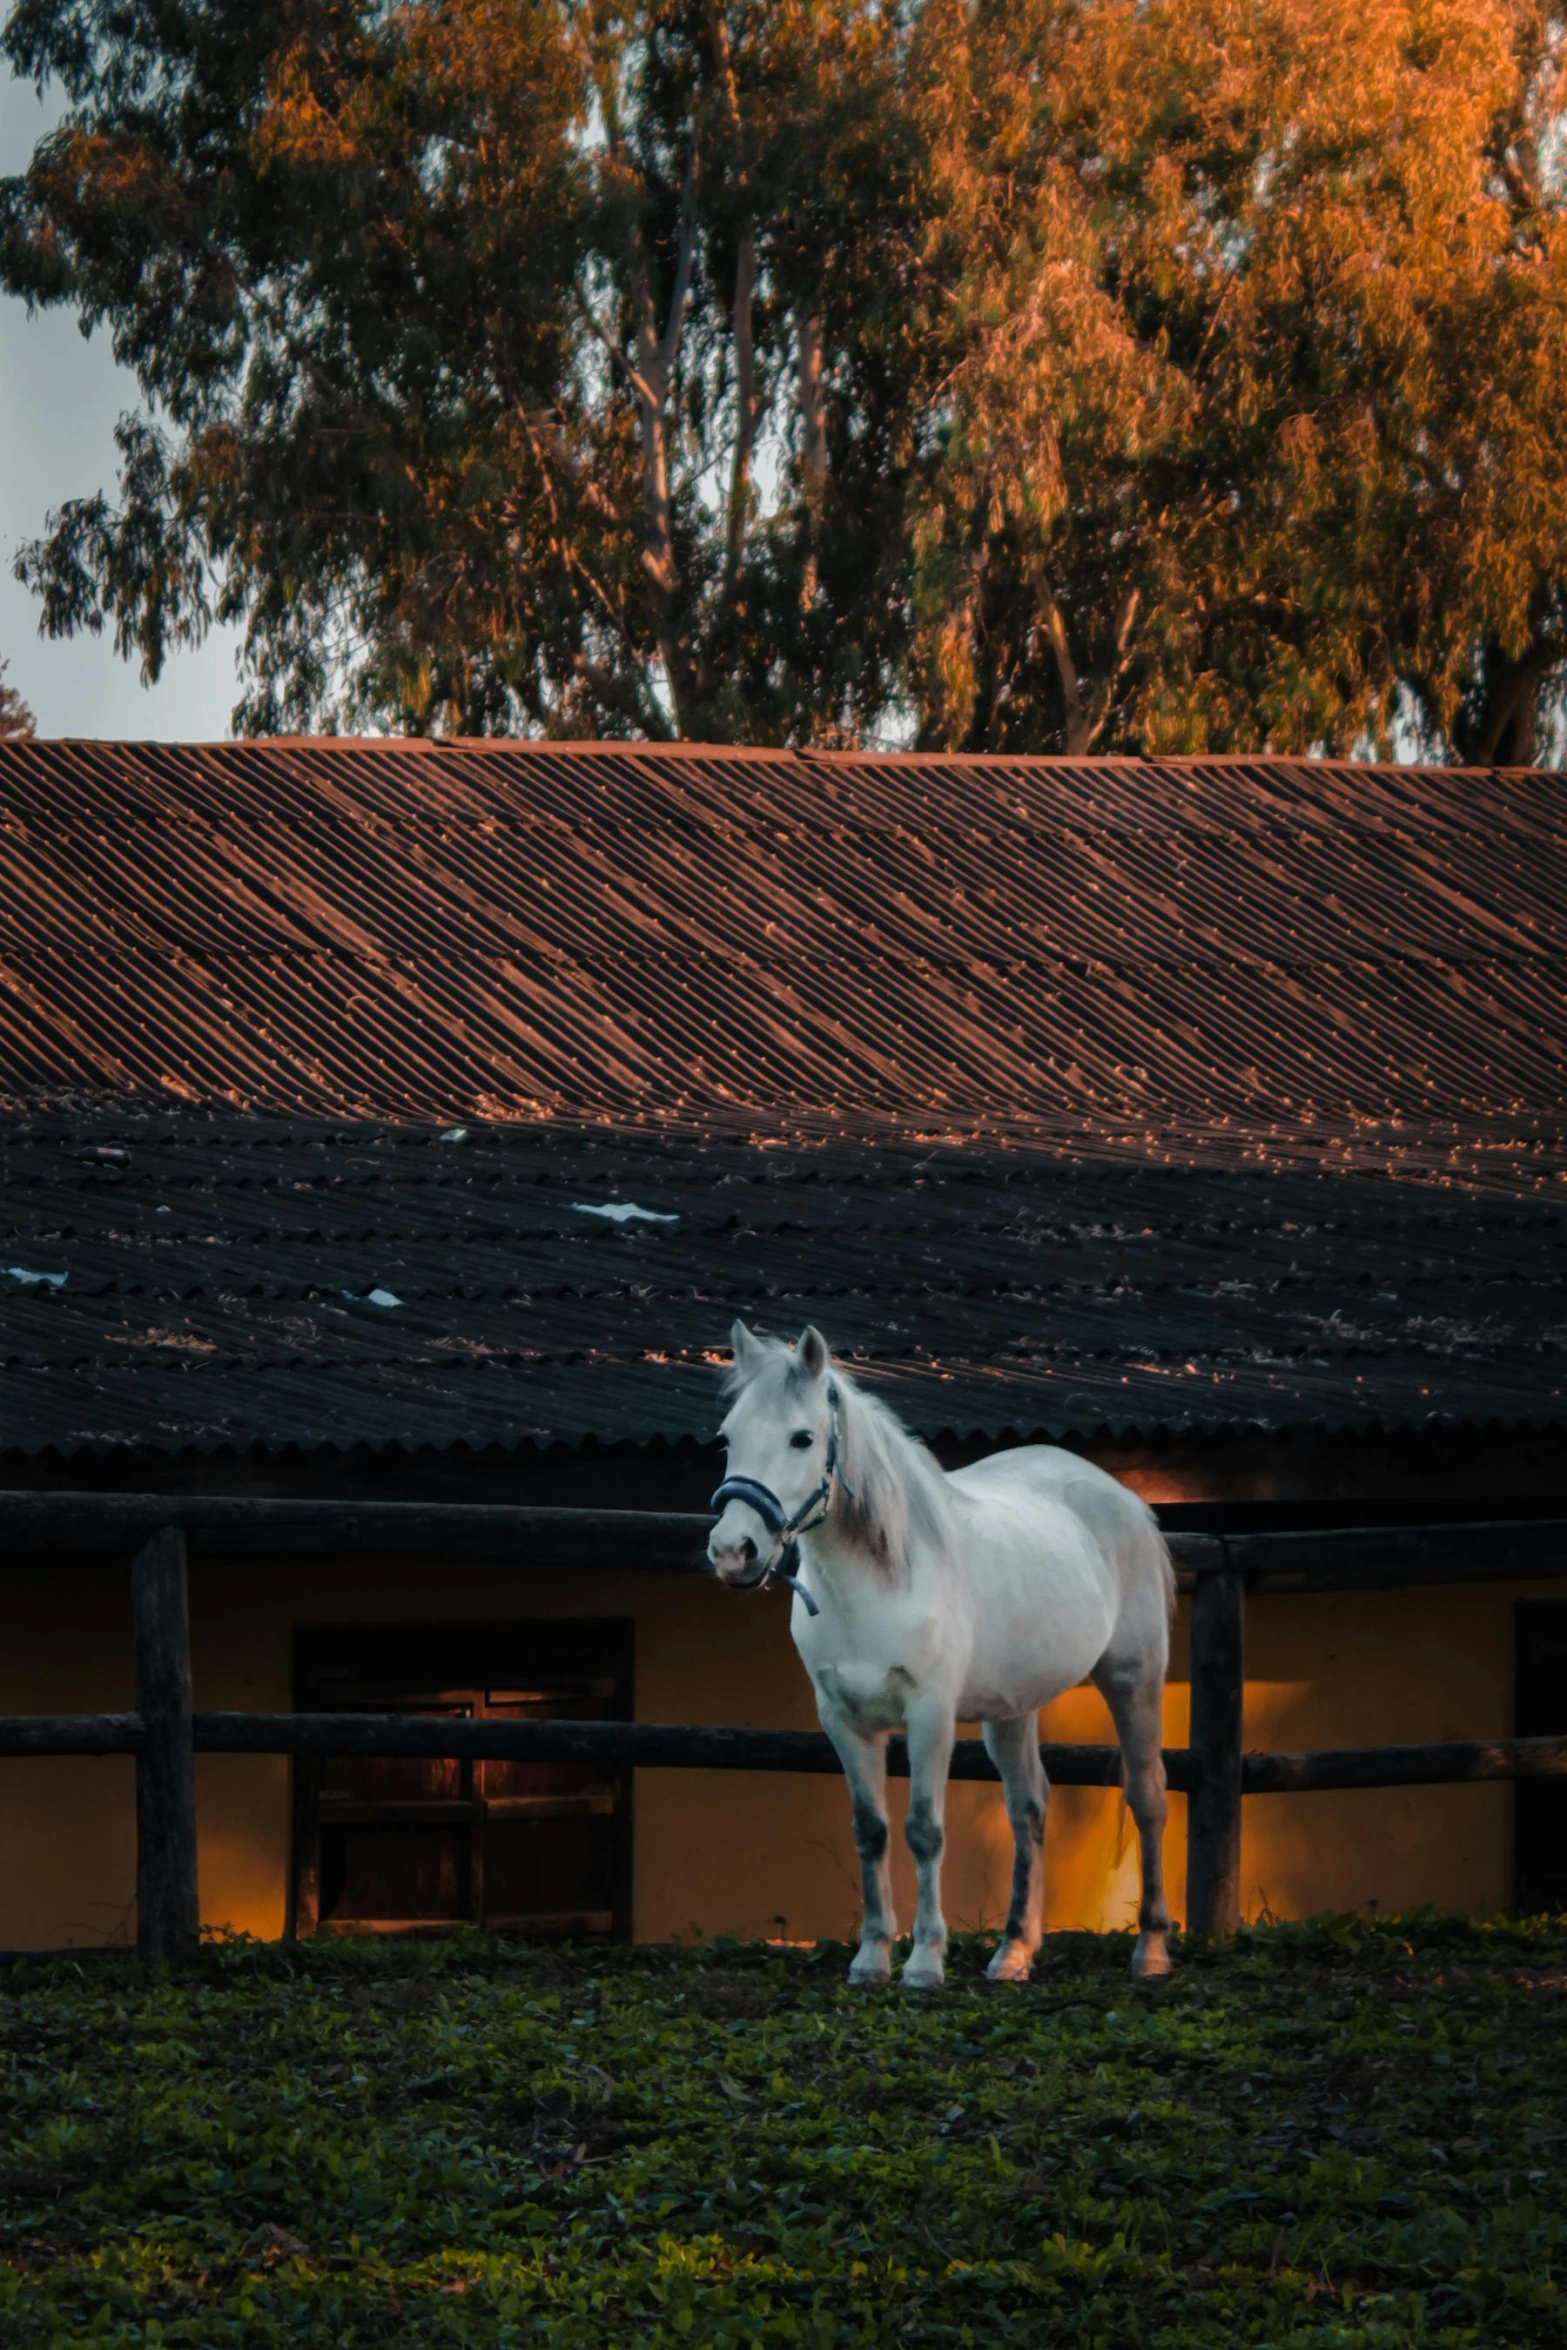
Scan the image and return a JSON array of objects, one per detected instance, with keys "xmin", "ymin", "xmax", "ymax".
[
  {"xmin": 819, "ymin": 1702, "xmax": 895, "ymax": 1987},
  {"xmin": 901, "ymin": 1698, "xmax": 957, "ymax": 1990}
]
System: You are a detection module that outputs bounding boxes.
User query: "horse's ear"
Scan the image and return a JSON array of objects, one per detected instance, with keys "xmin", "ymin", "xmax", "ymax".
[
  {"xmin": 730, "ymin": 1318, "xmax": 765, "ymax": 1376},
  {"xmin": 797, "ymin": 1325, "xmax": 829, "ymax": 1380}
]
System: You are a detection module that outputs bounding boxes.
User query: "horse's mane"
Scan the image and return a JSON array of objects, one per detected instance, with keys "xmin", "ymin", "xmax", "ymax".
[{"xmin": 724, "ymin": 1339, "xmax": 953, "ymax": 1579}]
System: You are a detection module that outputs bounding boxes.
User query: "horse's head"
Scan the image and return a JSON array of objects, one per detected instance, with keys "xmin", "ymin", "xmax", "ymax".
[{"xmin": 708, "ymin": 1319, "xmax": 837, "ymax": 1587}]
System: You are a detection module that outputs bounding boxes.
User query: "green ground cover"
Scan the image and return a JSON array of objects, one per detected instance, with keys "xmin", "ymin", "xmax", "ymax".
[{"xmin": 0, "ymin": 1916, "xmax": 1564, "ymax": 2347}]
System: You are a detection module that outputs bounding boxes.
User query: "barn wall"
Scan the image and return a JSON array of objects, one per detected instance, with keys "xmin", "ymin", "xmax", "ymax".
[
  {"xmin": 0, "ymin": 1563, "xmax": 138, "ymax": 1948},
  {"xmin": 1, "ymin": 1549, "xmax": 1563, "ymax": 1951}
]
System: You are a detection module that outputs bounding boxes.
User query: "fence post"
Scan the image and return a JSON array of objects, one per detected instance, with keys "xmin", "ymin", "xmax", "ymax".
[
  {"xmin": 1186, "ymin": 1554, "xmax": 1245, "ymax": 1937},
  {"xmin": 132, "ymin": 1527, "xmax": 200, "ymax": 1966}
]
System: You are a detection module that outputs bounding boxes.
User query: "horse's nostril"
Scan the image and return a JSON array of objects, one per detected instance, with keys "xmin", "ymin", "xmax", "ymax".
[{"xmin": 739, "ymin": 1536, "xmax": 757, "ymax": 1565}]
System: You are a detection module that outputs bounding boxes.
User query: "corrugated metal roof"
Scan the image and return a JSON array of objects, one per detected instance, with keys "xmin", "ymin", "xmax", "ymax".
[
  {"xmin": 1, "ymin": 740, "xmax": 1561, "ymax": 1182},
  {"xmin": 1, "ymin": 1114, "xmax": 1560, "ymax": 1458},
  {"xmin": 0, "ymin": 739, "xmax": 1562, "ymax": 1456}
]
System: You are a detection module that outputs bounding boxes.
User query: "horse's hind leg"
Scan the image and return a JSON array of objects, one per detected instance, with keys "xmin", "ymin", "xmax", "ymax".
[
  {"xmin": 1092, "ymin": 1656, "xmax": 1173, "ymax": 1981},
  {"xmin": 982, "ymin": 1712, "xmax": 1048, "ymax": 1983}
]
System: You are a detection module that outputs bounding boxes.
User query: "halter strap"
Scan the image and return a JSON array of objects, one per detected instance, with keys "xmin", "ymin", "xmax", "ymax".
[
  {"xmin": 708, "ymin": 1473, "xmax": 790, "ymax": 1534},
  {"xmin": 709, "ymin": 1383, "xmax": 853, "ymax": 1617}
]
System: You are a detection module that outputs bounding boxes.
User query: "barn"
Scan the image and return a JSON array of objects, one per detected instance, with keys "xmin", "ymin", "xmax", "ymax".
[{"xmin": 0, "ymin": 736, "xmax": 1563, "ymax": 1953}]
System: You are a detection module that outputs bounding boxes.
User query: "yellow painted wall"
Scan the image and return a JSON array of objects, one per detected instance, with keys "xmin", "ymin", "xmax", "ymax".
[{"xmin": 1, "ymin": 1553, "xmax": 1563, "ymax": 1951}]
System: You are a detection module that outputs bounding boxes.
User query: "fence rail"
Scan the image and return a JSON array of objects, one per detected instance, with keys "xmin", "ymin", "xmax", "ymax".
[
  {"xmin": 2, "ymin": 1492, "xmax": 1565, "ymax": 1592},
  {"xmin": 8, "ymin": 1710, "xmax": 1567, "ymax": 1792},
  {"xmin": 0, "ymin": 1505, "xmax": 1562, "ymax": 1963}
]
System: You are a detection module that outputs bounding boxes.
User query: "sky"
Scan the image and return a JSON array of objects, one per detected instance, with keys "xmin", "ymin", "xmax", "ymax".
[{"xmin": 0, "ymin": 71, "xmax": 243, "ymax": 741}]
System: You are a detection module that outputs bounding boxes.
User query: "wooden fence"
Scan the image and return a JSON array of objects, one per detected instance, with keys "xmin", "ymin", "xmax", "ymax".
[{"xmin": 1, "ymin": 1496, "xmax": 1564, "ymax": 1966}]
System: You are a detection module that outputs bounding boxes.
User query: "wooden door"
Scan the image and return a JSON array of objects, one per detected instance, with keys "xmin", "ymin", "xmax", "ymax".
[{"xmin": 291, "ymin": 1621, "xmax": 633, "ymax": 1939}]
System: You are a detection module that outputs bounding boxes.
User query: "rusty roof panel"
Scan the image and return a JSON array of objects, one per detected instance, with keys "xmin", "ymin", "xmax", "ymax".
[{"xmin": 0, "ymin": 740, "xmax": 1562, "ymax": 1182}]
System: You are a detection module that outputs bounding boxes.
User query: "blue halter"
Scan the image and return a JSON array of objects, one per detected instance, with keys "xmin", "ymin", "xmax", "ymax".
[{"xmin": 709, "ymin": 1383, "xmax": 853, "ymax": 1618}]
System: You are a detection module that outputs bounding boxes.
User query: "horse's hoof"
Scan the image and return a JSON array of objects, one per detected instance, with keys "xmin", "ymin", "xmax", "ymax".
[
  {"xmin": 985, "ymin": 1945, "xmax": 1034, "ymax": 1984},
  {"xmin": 900, "ymin": 1958, "xmax": 945, "ymax": 1991},
  {"xmin": 1132, "ymin": 1934, "xmax": 1171, "ymax": 1982},
  {"xmin": 847, "ymin": 1957, "xmax": 891, "ymax": 1989}
]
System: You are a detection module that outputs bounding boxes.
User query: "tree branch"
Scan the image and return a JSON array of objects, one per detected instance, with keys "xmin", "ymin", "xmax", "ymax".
[
  {"xmin": 1040, "ymin": 586, "xmax": 1090, "ymax": 755},
  {"xmin": 1083, "ymin": 586, "xmax": 1141, "ymax": 752},
  {"xmin": 708, "ymin": 0, "xmax": 743, "ymax": 135},
  {"xmin": 576, "ymin": 299, "xmax": 662, "ymax": 414},
  {"xmin": 797, "ymin": 313, "xmax": 827, "ymax": 610},
  {"xmin": 798, "ymin": 314, "xmax": 827, "ymax": 521},
  {"xmin": 651, "ymin": 142, "xmax": 701, "ymax": 393}
]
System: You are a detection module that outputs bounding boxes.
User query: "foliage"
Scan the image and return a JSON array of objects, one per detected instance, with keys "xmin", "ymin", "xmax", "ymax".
[
  {"xmin": 0, "ymin": 0, "xmax": 904, "ymax": 742},
  {"xmin": 0, "ymin": 656, "xmax": 34, "ymax": 738},
  {"xmin": 2, "ymin": 1, "xmax": 1566, "ymax": 758},
  {"xmin": 2, "ymin": 1915, "xmax": 1566, "ymax": 2344},
  {"xmin": 903, "ymin": 0, "xmax": 1567, "ymax": 760}
]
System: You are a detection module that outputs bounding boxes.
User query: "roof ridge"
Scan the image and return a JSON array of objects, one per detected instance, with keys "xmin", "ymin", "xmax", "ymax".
[{"xmin": 2, "ymin": 738, "xmax": 1563, "ymax": 780}]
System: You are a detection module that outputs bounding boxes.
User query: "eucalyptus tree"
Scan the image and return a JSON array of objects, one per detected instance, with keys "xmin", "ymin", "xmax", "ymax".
[
  {"xmin": 0, "ymin": 0, "xmax": 911, "ymax": 740},
  {"xmin": 4, "ymin": 0, "xmax": 1566, "ymax": 759},
  {"xmin": 0, "ymin": 657, "xmax": 34, "ymax": 739},
  {"xmin": 904, "ymin": 0, "xmax": 1567, "ymax": 761}
]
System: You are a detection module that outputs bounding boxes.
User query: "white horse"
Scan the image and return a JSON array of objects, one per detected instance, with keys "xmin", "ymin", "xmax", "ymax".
[{"xmin": 708, "ymin": 1322, "xmax": 1175, "ymax": 1989}]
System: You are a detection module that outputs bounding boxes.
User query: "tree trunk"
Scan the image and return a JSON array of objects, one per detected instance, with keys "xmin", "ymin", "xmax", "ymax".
[
  {"xmin": 632, "ymin": 375, "xmax": 685, "ymax": 730},
  {"xmin": 1480, "ymin": 665, "xmax": 1541, "ymax": 766},
  {"xmin": 632, "ymin": 325, "xmax": 678, "ymax": 605},
  {"xmin": 1459, "ymin": 638, "xmax": 1556, "ymax": 766},
  {"xmin": 724, "ymin": 228, "xmax": 758, "ymax": 590},
  {"xmin": 625, "ymin": 146, "xmax": 700, "ymax": 735}
]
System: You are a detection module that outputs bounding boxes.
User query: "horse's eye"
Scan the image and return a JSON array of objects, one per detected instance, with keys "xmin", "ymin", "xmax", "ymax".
[{"xmin": 789, "ymin": 1430, "xmax": 814, "ymax": 1450}]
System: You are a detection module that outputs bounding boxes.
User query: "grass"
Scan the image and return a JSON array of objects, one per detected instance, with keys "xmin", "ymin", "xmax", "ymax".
[{"xmin": 0, "ymin": 1915, "xmax": 1565, "ymax": 2346}]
